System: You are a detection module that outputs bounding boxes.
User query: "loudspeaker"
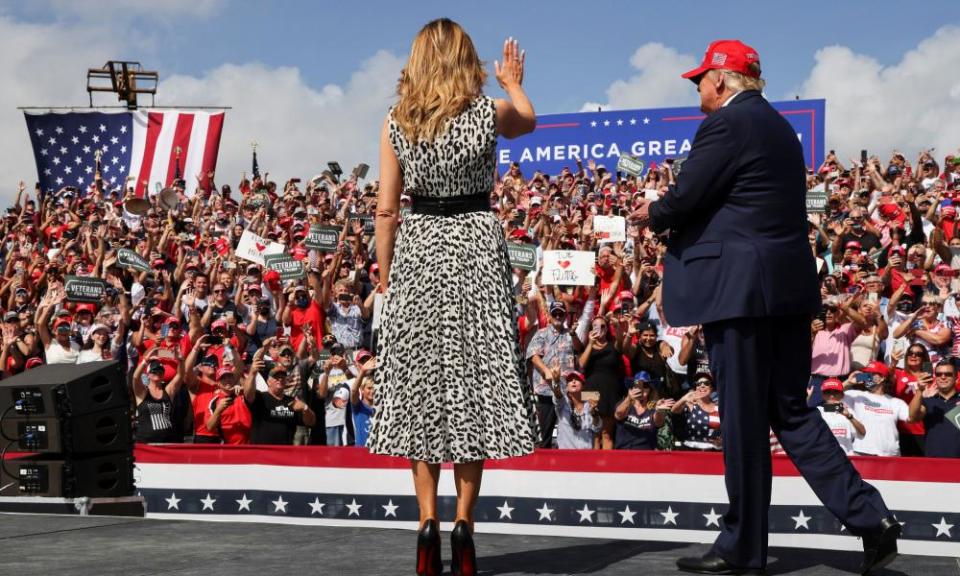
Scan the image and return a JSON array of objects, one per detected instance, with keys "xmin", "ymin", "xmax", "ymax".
[
  {"xmin": 0, "ymin": 361, "xmax": 128, "ymax": 419},
  {"xmin": 2, "ymin": 407, "xmax": 132, "ymax": 454},
  {"xmin": 0, "ymin": 453, "xmax": 135, "ymax": 498}
]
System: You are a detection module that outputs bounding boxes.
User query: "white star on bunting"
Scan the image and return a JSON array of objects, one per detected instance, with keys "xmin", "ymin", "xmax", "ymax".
[
  {"xmin": 660, "ymin": 506, "xmax": 679, "ymax": 526},
  {"xmin": 309, "ymin": 497, "xmax": 325, "ymax": 516},
  {"xmin": 618, "ymin": 505, "xmax": 636, "ymax": 525},
  {"xmin": 381, "ymin": 500, "xmax": 399, "ymax": 518},
  {"xmin": 643, "ymin": 117, "xmax": 650, "ymax": 124},
  {"xmin": 703, "ymin": 508, "xmax": 722, "ymax": 528},
  {"xmin": 791, "ymin": 510, "xmax": 811, "ymax": 530},
  {"xmin": 346, "ymin": 499, "xmax": 362, "ymax": 517},
  {"xmin": 236, "ymin": 494, "xmax": 253, "ymax": 512},
  {"xmin": 576, "ymin": 503, "xmax": 595, "ymax": 524},
  {"xmin": 272, "ymin": 495, "xmax": 288, "ymax": 513},
  {"xmin": 536, "ymin": 503, "xmax": 553, "ymax": 522},
  {"xmin": 497, "ymin": 501, "xmax": 514, "ymax": 520},
  {"xmin": 932, "ymin": 516, "xmax": 954, "ymax": 538},
  {"xmin": 200, "ymin": 494, "xmax": 216, "ymax": 511},
  {"xmin": 164, "ymin": 492, "xmax": 181, "ymax": 510}
]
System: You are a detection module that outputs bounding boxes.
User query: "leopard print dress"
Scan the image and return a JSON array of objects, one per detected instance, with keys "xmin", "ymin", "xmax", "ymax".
[{"xmin": 367, "ymin": 95, "xmax": 540, "ymax": 464}]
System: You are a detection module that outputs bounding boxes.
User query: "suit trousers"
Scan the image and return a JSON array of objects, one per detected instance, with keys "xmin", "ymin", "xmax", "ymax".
[{"xmin": 703, "ymin": 315, "xmax": 890, "ymax": 569}]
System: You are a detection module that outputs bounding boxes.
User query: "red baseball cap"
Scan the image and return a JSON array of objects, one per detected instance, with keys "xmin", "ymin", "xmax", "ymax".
[
  {"xmin": 682, "ymin": 39, "xmax": 761, "ymax": 82},
  {"xmin": 216, "ymin": 367, "xmax": 234, "ymax": 380},
  {"xmin": 821, "ymin": 378, "xmax": 844, "ymax": 393},
  {"xmin": 844, "ymin": 240, "xmax": 862, "ymax": 251},
  {"xmin": 861, "ymin": 360, "xmax": 889, "ymax": 378}
]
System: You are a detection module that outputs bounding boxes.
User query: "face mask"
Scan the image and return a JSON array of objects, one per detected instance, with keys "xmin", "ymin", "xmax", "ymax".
[{"xmin": 852, "ymin": 223, "xmax": 863, "ymax": 233}]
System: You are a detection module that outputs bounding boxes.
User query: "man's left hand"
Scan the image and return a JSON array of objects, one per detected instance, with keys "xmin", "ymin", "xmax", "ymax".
[{"xmin": 627, "ymin": 199, "xmax": 652, "ymax": 228}]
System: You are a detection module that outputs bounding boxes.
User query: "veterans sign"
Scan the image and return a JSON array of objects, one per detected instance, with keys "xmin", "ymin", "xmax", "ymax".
[
  {"xmin": 65, "ymin": 275, "xmax": 106, "ymax": 303},
  {"xmin": 264, "ymin": 253, "xmax": 306, "ymax": 281}
]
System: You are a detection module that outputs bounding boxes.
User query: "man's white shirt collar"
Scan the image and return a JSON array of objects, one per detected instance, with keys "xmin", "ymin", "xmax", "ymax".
[{"xmin": 722, "ymin": 91, "xmax": 743, "ymax": 108}]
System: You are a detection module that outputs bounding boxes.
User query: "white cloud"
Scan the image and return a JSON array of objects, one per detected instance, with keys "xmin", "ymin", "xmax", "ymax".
[
  {"xmin": 37, "ymin": 0, "xmax": 225, "ymax": 20},
  {"xmin": 159, "ymin": 49, "xmax": 403, "ymax": 186},
  {"xmin": 0, "ymin": 8, "xmax": 402, "ymax": 205},
  {"xmin": 581, "ymin": 42, "xmax": 699, "ymax": 112},
  {"xmin": 798, "ymin": 25, "xmax": 960, "ymax": 162},
  {"xmin": 0, "ymin": 15, "xmax": 116, "ymax": 202}
]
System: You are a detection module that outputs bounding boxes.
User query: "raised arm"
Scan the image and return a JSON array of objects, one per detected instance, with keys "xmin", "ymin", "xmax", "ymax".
[{"xmin": 494, "ymin": 38, "xmax": 536, "ymax": 139}]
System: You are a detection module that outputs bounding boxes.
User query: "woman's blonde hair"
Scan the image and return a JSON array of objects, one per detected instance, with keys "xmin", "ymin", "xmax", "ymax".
[{"xmin": 393, "ymin": 18, "xmax": 487, "ymax": 144}]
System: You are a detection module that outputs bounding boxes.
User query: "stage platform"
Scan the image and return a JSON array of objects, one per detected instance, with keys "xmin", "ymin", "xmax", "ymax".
[{"xmin": 0, "ymin": 513, "xmax": 943, "ymax": 575}]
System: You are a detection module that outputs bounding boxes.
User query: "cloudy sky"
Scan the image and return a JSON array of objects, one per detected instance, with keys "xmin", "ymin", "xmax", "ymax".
[{"xmin": 1, "ymin": 1, "xmax": 958, "ymax": 202}]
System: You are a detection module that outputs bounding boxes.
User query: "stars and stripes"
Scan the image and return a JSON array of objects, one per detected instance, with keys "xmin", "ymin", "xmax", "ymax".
[
  {"xmin": 139, "ymin": 488, "xmax": 960, "ymax": 542},
  {"xmin": 24, "ymin": 109, "xmax": 224, "ymax": 198}
]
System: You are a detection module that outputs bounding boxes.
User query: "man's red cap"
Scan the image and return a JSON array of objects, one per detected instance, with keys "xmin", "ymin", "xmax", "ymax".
[
  {"xmin": 682, "ymin": 39, "xmax": 761, "ymax": 82},
  {"xmin": 845, "ymin": 240, "xmax": 861, "ymax": 251},
  {"xmin": 821, "ymin": 378, "xmax": 844, "ymax": 393}
]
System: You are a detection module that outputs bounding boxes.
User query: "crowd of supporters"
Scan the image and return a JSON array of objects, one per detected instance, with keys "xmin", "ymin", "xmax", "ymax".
[{"xmin": 2, "ymin": 148, "xmax": 958, "ymax": 457}]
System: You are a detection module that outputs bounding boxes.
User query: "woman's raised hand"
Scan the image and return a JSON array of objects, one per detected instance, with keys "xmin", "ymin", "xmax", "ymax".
[{"xmin": 494, "ymin": 37, "xmax": 525, "ymax": 90}]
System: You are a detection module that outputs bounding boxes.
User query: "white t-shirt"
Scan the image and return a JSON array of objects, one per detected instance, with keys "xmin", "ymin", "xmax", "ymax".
[
  {"xmin": 817, "ymin": 406, "xmax": 859, "ymax": 455},
  {"xmin": 844, "ymin": 390, "xmax": 910, "ymax": 456},
  {"xmin": 45, "ymin": 341, "xmax": 80, "ymax": 365}
]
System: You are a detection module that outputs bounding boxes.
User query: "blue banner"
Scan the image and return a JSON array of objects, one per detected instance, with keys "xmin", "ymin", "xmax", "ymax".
[{"xmin": 496, "ymin": 98, "xmax": 825, "ymax": 177}]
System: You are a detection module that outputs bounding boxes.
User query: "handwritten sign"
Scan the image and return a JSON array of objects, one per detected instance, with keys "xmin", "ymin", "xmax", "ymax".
[
  {"xmin": 541, "ymin": 250, "xmax": 596, "ymax": 286},
  {"xmin": 593, "ymin": 215, "xmax": 626, "ymax": 243},
  {"xmin": 235, "ymin": 230, "xmax": 285, "ymax": 266}
]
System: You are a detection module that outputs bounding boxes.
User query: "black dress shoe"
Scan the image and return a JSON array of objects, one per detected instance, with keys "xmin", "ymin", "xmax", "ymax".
[
  {"xmin": 450, "ymin": 520, "xmax": 477, "ymax": 576},
  {"xmin": 860, "ymin": 516, "xmax": 901, "ymax": 575},
  {"xmin": 416, "ymin": 519, "xmax": 442, "ymax": 576},
  {"xmin": 676, "ymin": 553, "xmax": 765, "ymax": 575}
]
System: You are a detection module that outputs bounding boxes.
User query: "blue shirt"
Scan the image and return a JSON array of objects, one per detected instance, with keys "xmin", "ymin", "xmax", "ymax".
[
  {"xmin": 553, "ymin": 394, "xmax": 599, "ymax": 449},
  {"xmin": 352, "ymin": 399, "xmax": 375, "ymax": 447},
  {"xmin": 614, "ymin": 404, "xmax": 658, "ymax": 450},
  {"xmin": 922, "ymin": 392, "xmax": 960, "ymax": 458}
]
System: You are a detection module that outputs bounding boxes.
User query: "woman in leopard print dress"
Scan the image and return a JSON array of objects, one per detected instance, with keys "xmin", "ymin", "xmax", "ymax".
[{"xmin": 367, "ymin": 18, "xmax": 539, "ymax": 576}]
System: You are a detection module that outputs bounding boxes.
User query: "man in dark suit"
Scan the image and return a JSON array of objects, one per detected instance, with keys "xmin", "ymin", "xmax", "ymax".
[{"xmin": 630, "ymin": 40, "xmax": 900, "ymax": 575}]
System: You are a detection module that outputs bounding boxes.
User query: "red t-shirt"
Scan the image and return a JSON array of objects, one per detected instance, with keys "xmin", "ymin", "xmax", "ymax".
[
  {"xmin": 140, "ymin": 335, "xmax": 192, "ymax": 381},
  {"xmin": 192, "ymin": 387, "xmax": 219, "ymax": 439},
  {"xmin": 290, "ymin": 301, "xmax": 324, "ymax": 351},
  {"xmin": 215, "ymin": 391, "xmax": 252, "ymax": 444},
  {"xmin": 892, "ymin": 369, "xmax": 926, "ymax": 435}
]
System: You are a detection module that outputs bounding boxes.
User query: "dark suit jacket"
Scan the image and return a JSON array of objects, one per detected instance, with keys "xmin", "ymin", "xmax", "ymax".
[{"xmin": 648, "ymin": 90, "xmax": 820, "ymax": 327}]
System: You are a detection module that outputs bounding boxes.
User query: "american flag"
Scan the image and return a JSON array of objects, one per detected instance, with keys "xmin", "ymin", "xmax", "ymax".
[{"xmin": 23, "ymin": 109, "xmax": 225, "ymax": 198}]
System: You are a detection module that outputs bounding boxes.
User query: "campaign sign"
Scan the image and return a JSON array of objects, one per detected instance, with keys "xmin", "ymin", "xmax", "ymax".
[
  {"xmin": 235, "ymin": 230, "xmax": 285, "ymax": 266},
  {"xmin": 65, "ymin": 275, "xmax": 106, "ymax": 303},
  {"xmin": 807, "ymin": 187, "xmax": 828, "ymax": 213},
  {"xmin": 497, "ymin": 99, "xmax": 825, "ymax": 176},
  {"xmin": 117, "ymin": 248, "xmax": 151, "ymax": 273},
  {"xmin": 304, "ymin": 225, "xmax": 339, "ymax": 252},
  {"xmin": 264, "ymin": 253, "xmax": 305, "ymax": 281},
  {"xmin": 593, "ymin": 215, "xmax": 626, "ymax": 243},
  {"xmin": 542, "ymin": 250, "xmax": 596, "ymax": 286},
  {"xmin": 507, "ymin": 243, "xmax": 538, "ymax": 271},
  {"xmin": 361, "ymin": 215, "xmax": 375, "ymax": 235},
  {"xmin": 617, "ymin": 155, "xmax": 645, "ymax": 177}
]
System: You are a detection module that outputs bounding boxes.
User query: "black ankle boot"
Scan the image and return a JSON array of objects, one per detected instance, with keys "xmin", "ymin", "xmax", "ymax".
[
  {"xmin": 450, "ymin": 520, "xmax": 477, "ymax": 576},
  {"xmin": 416, "ymin": 519, "xmax": 442, "ymax": 576}
]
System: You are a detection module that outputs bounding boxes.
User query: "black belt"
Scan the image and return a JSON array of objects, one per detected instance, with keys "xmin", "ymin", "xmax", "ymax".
[{"xmin": 408, "ymin": 193, "xmax": 489, "ymax": 216}]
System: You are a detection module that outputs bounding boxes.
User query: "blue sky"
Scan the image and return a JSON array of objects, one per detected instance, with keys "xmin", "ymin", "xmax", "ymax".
[
  {"xmin": 7, "ymin": 1, "xmax": 948, "ymax": 112},
  {"xmin": 0, "ymin": 1, "xmax": 958, "ymax": 199}
]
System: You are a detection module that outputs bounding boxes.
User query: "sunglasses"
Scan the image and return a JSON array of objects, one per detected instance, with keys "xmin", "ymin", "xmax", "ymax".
[
  {"xmin": 906, "ymin": 350, "xmax": 925, "ymax": 357},
  {"xmin": 696, "ymin": 380, "xmax": 712, "ymax": 387},
  {"xmin": 213, "ymin": 289, "xmax": 227, "ymax": 293},
  {"xmin": 935, "ymin": 372, "xmax": 955, "ymax": 378},
  {"xmin": 550, "ymin": 311, "xmax": 566, "ymax": 319}
]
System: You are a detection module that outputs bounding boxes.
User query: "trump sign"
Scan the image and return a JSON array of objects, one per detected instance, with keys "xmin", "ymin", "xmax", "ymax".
[{"xmin": 496, "ymin": 99, "xmax": 825, "ymax": 177}]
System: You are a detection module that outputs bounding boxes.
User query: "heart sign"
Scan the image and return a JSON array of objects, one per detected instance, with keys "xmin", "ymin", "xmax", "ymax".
[{"xmin": 542, "ymin": 250, "xmax": 596, "ymax": 286}]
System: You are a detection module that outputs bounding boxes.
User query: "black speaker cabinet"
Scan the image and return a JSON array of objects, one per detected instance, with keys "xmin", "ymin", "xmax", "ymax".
[
  {"xmin": 1, "ymin": 407, "xmax": 131, "ymax": 454},
  {"xmin": 0, "ymin": 452, "xmax": 135, "ymax": 498},
  {"xmin": 0, "ymin": 361, "xmax": 128, "ymax": 419}
]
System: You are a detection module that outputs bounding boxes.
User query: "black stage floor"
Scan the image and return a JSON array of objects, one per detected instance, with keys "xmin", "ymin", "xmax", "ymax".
[{"xmin": 0, "ymin": 514, "xmax": 951, "ymax": 575}]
